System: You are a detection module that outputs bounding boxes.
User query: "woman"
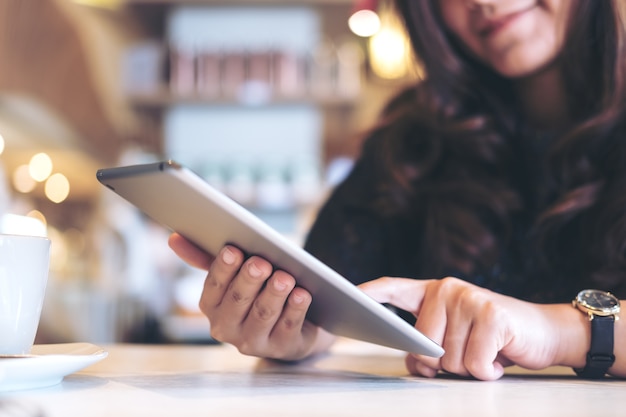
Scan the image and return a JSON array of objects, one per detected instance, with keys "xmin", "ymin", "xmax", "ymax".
[{"xmin": 169, "ymin": 0, "xmax": 626, "ymax": 380}]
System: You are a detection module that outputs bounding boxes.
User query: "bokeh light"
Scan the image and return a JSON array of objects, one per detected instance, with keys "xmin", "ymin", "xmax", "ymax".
[
  {"xmin": 45, "ymin": 173, "xmax": 70, "ymax": 203},
  {"xmin": 348, "ymin": 9, "xmax": 380, "ymax": 37},
  {"xmin": 369, "ymin": 26, "xmax": 409, "ymax": 79},
  {"xmin": 13, "ymin": 164, "xmax": 37, "ymax": 193},
  {"xmin": 27, "ymin": 210, "xmax": 47, "ymax": 228},
  {"xmin": 29, "ymin": 153, "xmax": 53, "ymax": 182}
]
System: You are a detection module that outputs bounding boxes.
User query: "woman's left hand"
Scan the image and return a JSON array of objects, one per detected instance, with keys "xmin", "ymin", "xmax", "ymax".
[{"xmin": 359, "ymin": 277, "xmax": 569, "ymax": 380}]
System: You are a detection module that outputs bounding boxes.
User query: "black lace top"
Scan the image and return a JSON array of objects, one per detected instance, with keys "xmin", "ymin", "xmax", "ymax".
[{"xmin": 303, "ymin": 130, "xmax": 609, "ymax": 305}]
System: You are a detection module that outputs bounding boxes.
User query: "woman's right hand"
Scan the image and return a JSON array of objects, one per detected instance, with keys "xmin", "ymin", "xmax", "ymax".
[{"xmin": 168, "ymin": 233, "xmax": 334, "ymax": 361}]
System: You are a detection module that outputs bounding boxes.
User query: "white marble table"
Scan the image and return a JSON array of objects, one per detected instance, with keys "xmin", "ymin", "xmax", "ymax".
[{"xmin": 2, "ymin": 339, "xmax": 625, "ymax": 417}]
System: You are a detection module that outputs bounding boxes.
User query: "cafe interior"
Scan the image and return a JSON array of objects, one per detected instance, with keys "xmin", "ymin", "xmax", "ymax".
[
  {"xmin": 5, "ymin": 2, "xmax": 626, "ymax": 416},
  {"xmin": 1, "ymin": 0, "xmax": 419, "ymax": 347}
]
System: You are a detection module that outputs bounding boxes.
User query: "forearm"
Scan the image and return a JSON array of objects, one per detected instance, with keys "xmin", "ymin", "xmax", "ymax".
[{"xmin": 548, "ymin": 302, "xmax": 625, "ymax": 377}]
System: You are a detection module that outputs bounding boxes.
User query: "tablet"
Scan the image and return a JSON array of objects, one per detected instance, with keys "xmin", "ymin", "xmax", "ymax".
[{"xmin": 96, "ymin": 160, "xmax": 444, "ymax": 357}]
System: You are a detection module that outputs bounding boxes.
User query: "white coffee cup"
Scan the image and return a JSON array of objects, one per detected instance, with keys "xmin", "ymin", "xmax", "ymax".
[{"xmin": 0, "ymin": 234, "xmax": 51, "ymax": 355}]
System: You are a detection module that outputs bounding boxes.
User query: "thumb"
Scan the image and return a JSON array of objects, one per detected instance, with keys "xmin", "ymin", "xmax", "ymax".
[{"xmin": 168, "ymin": 233, "xmax": 215, "ymax": 270}]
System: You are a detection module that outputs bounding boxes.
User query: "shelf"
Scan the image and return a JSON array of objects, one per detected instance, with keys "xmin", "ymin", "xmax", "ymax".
[
  {"xmin": 122, "ymin": 0, "xmax": 352, "ymax": 6},
  {"xmin": 116, "ymin": 0, "xmax": 361, "ymax": 163},
  {"xmin": 127, "ymin": 90, "xmax": 357, "ymax": 109}
]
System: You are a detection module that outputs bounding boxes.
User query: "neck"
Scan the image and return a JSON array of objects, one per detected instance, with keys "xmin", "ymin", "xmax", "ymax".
[{"xmin": 514, "ymin": 64, "xmax": 570, "ymax": 132}]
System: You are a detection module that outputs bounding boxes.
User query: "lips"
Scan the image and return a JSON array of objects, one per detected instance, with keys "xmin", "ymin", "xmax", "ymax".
[{"xmin": 477, "ymin": 6, "xmax": 535, "ymax": 38}]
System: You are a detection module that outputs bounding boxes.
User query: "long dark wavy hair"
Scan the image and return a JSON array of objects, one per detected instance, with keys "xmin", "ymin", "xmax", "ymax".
[{"xmin": 367, "ymin": 0, "xmax": 626, "ymax": 300}]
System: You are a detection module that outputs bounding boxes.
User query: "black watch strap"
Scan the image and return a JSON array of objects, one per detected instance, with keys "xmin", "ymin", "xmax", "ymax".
[{"xmin": 575, "ymin": 315, "xmax": 615, "ymax": 379}]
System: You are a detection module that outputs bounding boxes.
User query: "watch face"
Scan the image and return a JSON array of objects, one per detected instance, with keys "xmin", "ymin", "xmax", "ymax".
[{"xmin": 577, "ymin": 289, "xmax": 621, "ymax": 315}]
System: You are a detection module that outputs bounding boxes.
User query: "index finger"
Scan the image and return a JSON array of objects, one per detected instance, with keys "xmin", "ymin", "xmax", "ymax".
[
  {"xmin": 168, "ymin": 232, "xmax": 215, "ymax": 270},
  {"xmin": 358, "ymin": 277, "xmax": 428, "ymax": 314}
]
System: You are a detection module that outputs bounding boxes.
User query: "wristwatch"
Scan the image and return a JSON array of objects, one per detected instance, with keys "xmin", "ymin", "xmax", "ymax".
[{"xmin": 572, "ymin": 289, "xmax": 621, "ymax": 379}]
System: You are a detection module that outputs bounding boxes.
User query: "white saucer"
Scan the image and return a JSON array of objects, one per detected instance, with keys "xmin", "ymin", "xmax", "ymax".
[{"xmin": 0, "ymin": 343, "xmax": 108, "ymax": 392}]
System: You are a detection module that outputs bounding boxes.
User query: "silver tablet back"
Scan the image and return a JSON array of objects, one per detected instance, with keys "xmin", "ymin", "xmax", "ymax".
[{"xmin": 97, "ymin": 160, "xmax": 444, "ymax": 357}]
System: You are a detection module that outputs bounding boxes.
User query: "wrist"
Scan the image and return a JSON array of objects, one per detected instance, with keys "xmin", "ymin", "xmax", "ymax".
[{"xmin": 546, "ymin": 303, "xmax": 590, "ymax": 369}]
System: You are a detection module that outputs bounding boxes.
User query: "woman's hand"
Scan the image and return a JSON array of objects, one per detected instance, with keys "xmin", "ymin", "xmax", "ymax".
[
  {"xmin": 168, "ymin": 233, "xmax": 334, "ymax": 361},
  {"xmin": 359, "ymin": 277, "xmax": 583, "ymax": 380}
]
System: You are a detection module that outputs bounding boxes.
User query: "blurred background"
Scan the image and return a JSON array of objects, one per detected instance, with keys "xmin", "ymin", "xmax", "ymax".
[{"xmin": 0, "ymin": 0, "xmax": 420, "ymax": 345}]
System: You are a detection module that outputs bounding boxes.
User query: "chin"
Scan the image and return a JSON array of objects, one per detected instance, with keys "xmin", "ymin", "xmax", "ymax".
[
  {"xmin": 491, "ymin": 55, "xmax": 558, "ymax": 79},
  {"xmin": 487, "ymin": 43, "xmax": 561, "ymax": 79}
]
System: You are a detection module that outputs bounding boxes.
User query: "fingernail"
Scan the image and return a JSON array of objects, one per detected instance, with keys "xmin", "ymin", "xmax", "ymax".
[
  {"xmin": 222, "ymin": 247, "xmax": 235, "ymax": 265},
  {"xmin": 248, "ymin": 261, "xmax": 263, "ymax": 277},
  {"xmin": 273, "ymin": 278, "xmax": 287, "ymax": 291}
]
